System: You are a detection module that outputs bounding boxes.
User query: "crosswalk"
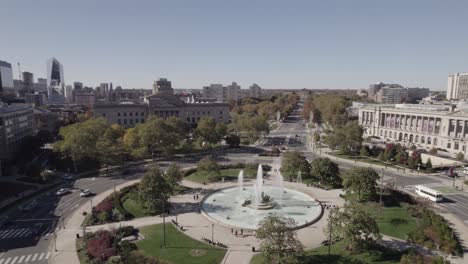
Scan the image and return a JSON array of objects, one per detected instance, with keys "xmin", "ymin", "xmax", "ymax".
[
  {"xmin": 0, "ymin": 252, "xmax": 50, "ymax": 264},
  {"xmin": 0, "ymin": 226, "xmax": 54, "ymax": 240}
]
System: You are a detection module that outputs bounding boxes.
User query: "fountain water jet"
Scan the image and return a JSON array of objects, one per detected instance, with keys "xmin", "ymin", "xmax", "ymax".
[
  {"xmin": 297, "ymin": 170, "xmax": 302, "ymax": 184},
  {"xmin": 256, "ymin": 164, "xmax": 263, "ymax": 203},
  {"xmin": 238, "ymin": 170, "xmax": 244, "ymax": 190}
]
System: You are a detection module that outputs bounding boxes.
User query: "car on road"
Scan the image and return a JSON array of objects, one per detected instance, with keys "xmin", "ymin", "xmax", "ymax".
[
  {"xmin": 61, "ymin": 174, "xmax": 74, "ymax": 180},
  {"xmin": 80, "ymin": 189, "xmax": 93, "ymax": 197},
  {"xmin": 56, "ymin": 188, "xmax": 71, "ymax": 196},
  {"xmin": 20, "ymin": 200, "xmax": 39, "ymax": 212}
]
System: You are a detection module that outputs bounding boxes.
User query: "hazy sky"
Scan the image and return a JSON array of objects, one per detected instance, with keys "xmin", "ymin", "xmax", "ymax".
[{"xmin": 1, "ymin": 0, "xmax": 467, "ymax": 90}]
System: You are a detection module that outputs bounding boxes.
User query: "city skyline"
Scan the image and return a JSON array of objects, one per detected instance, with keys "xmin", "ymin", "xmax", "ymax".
[{"xmin": 2, "ymin": 0, "xmax": 468, "ymax": 90}]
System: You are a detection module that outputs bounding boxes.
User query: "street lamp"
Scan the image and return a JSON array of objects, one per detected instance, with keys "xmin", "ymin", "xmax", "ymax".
[
  {"xmin": 211, "ymin": 223, "xmax": 214, "ymax": 242},
  {"xmin": 58, "ymin": 208, "xmax": 65, "ymax": 229}
]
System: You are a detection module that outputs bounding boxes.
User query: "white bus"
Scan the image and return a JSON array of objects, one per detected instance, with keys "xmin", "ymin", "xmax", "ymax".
[{"xmin": 415, "ymin": 185, "xmax": 443, "ymax": 202}]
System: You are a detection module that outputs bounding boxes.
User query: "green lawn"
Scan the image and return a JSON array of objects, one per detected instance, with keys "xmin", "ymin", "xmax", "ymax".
[
  {"xmin": 375, "ymin": 206, "xmax": 418, "ymax": 240},
  {"xmin": 250, "ymin": 240, "xmax": 401, "ymax": 264},
  {"xmin": 186, "ymin": 168, "xmax": 259, "ymax": 184},
  {"xmin": 122, "ymin": 194, "xmax": 146, "ymax": 218},
  {"xmin": 329, "ymin": 153, "xmax": 398, "ymax": 169},
  {"xmin": 432, "ymin": 186, "xmax": 459, "ymax": 194},
  {"xmin": 136, "ymin": 224, "xmax": 226, "ymax": 264}
]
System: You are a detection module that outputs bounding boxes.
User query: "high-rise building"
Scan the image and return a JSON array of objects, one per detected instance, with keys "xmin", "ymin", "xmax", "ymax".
[
  {"xmin": 0, "ymin": 60, "xmax": 14, "ymax": 92},
  {"xmin": 153, "ymin": 78, "xmax": 173, "ymax": 94},
  {"xmin": 34, "ymin": 78, "xmax": 48, "ymax": 93},
  {"xmin": 22, "ymin": 72, "xmax": 34, "ymax": 86},
  {"xmin": 249, "ymin": 83, "xmax": 262, "ymax": 98},
  {"xmin": 65, "ymin": 85, "xmax": 73, "ymax": 103},
  {"xmin": 73, "ymin": 82, "xmax": 83, "ymax": 91},
  {"xmin": 202, "ymin": 82, "xmax": 240, "ymax": 102},
  {"xmin": 46, "ymin": 57, "xmax": 65, "ymax": 96},
  {"xmin": 447, "ymin": 73, "xmax": 468, "ymax": 100}
]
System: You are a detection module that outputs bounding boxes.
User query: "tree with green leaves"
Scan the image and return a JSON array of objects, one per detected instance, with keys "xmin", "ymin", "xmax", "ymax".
[
  {"xmin": 54, "ymin": 118, "xmax": 110, "ymax": 172},
  {"xmin": 310, "ymin": 158, "xmax": 341, "ymax": 187},
  {"xmin": 280, "ymin": 151, "xmax": 311, "ymax": 181},
  {"xmin": 195, "ymin": 117, "xmax": 223, "ymax": 145},
  {"xmin": 138, "ymin": 165, "xmax": 172, "ymax": 215},
  {"xmin": 342, "ymin": 167, "xmax": 379, "ymax": 202},
  {"xmin": 456, "ymin": 152, "xmax": 464, "ymax": 161},
  {"xmin": 197, "ymin": 156, "xmax": 220, "ymax": 183},
  {"xmin": 96, "ymin": 124, "xmax": 127, "ymax": 165},
  {"xmin": 325, "ymin": 201, "xmax": 381, "ymax": 252},
  {"xmin": 225, "ymin": 134, "xmax": 241, "ymax": 147},
  {"xmin": 256, "ymin": 214, "xmax": 303, "ymax": 264},
  {"xmin": 164, "ymin": 163, "xmax": 183, "ymax": 193}
]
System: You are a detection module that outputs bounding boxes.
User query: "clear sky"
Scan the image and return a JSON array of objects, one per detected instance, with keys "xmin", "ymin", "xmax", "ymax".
[{"xmin": 1, "ymin": 0, "xmax": 467, "ymax": 90}]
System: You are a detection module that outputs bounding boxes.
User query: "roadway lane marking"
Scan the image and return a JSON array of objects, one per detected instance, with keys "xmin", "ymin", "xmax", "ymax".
[
  {"xmin": 9, "ymin": 257, "xmax": 17, "ymax": 264},
  {"xmin": 24, "ymin": 255, "xmax": 31, "ymax": 262},
  {"xmin": 30, "ymin": 253, "xmax": 38, "ymax": 261},
  {"xmin": 3, "ymin": 257, "xmax": 10, "ymax": 264},
  {"xmin": 16, "ymin": 256, "xmax": 24, "ymax": 263},
  {"xmin": 0, "ymin": 258, "xmax": 4, "ymax": 264},
  {"xmin": 45, "ymin": 252, "xmax": 50, "ymax": 259},
  {"xmin": 37, "ymin": 253, "xmax": 44, "ymax": 260}
]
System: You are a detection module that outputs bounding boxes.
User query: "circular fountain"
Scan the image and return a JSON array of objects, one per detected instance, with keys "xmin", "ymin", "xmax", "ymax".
[{"xmin": 200, "ymin": 165, "xmax": 323, "ymax": 230}]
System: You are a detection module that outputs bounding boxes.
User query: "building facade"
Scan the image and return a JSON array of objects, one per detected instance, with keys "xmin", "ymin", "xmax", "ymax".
[
  {"xmin": 0, "ymin": 105, "xmax": 35, "ymax": 160},
  {"xmin": 93, "ymin": 92, "xmax": 230, "ymax": 128},
  {"xmin": 202, "ymin": 82, "xmax": 240, "ymax": 102},
  {"xmin": 358, "ymin": 103, "xmax": 468, "ymax": 157},
  {"xmin": 447, "ymin": 73, "xmax": 468, "ymax": 100},
  {"xmin": 0, "ymin": 60, "xmax": 14, "ymax": 95},
  {"xmin": 153, "ymin": 78, "xmax": 173, "ymax": 94}
]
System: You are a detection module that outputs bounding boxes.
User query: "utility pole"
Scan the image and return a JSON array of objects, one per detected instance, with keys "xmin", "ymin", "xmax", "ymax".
[
  {"xmin": 163, "ymin": 197, "xmax": 166, "ymax": 248},
  {"xmin": 380, "ymin": 168, "xmax": 384, "ymax": 207},
  {"xmin": 211, "ymin": 223, "xmax": 214, "ymax": 242},
  {"xmin": 328, "ymin": 215, "xmax": 332, "ymax": 256}
]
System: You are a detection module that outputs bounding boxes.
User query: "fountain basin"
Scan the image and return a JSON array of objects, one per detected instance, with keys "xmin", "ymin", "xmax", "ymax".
[{"xmin": 200, "ymin": 185, "xmax": 322, "ymax": 230}]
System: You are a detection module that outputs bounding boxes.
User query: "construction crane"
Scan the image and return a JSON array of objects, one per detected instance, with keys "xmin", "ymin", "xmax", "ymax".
[{"xmin": 17, "ymin": 62, "xmax": 22, "ymax": 81}]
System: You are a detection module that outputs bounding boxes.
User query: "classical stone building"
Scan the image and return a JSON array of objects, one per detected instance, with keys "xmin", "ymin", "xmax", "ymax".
[
  {"xmin": 93, "ymin": 92, "xmax": 230, "ymax": 127},
  {"xmin": 358, "ymin": 103, "xmax": 468, "ymax": 157}
]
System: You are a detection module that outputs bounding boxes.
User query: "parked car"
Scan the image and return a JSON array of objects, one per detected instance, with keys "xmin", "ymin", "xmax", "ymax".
[
  {"xmin": 61, "ymin": 174, "xmax": 74, "ymax": 181},
  {"xmin": 20, "ymin": 200, "xmax": 39, "ymax": 212},
  {"xmin": 80, "ymin": 189, "xmax": 93, "ymax": 197},
  {"xmin": 56, "ymin": 188, "xmax": 71, "ymax": 196}
]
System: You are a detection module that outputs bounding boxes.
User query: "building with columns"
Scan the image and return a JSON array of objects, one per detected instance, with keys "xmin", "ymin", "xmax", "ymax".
[
  {"xmin": 93, "ymin": 91, "xmax": 230, "ymax": 128},
  {"xmin": 358, "ymin": 103, "xmax": 468, "ymax": 157}
]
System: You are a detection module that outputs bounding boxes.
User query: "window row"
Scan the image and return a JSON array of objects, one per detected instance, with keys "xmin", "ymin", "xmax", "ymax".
[{"xmin": 117, "ymin": 112, "xmax": 145, "ymax": 117}]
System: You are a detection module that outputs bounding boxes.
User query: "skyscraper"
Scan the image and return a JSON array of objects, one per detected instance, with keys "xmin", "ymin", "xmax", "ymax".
[
  {"xmin": 0, "ymin": 60, "xmax": 14, "ymax": 92},
  {"xmin": 46, "ymin": 57, "xmax": 65, "ymax": 96}
]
